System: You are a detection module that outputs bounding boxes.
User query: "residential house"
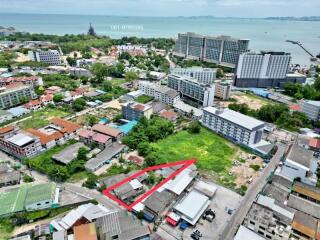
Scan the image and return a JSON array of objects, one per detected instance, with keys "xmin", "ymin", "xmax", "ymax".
[
  {"xmin": 92, "ymin": 124, "xmax": 124, "ymax": 142},
  {"xmin": 79, "ymin": 129, "xmax": 112, "ymax": 150}
]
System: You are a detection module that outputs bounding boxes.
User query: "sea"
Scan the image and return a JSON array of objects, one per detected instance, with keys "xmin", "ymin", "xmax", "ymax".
[{"xmin": 1, "ymin": 13, "xmax": 320, "ymax": 66}]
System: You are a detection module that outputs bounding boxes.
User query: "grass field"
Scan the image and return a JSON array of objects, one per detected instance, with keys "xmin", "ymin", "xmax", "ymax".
[
  {"xmin": 17, "ymin": 108, "xmax": 70, "ymax": 129},
  {"xmin": 135, "ymin": 95, "xmax": 154, "ymax": 104},
  {"xmin": 109, "ymin": 78, "xmax": 128, "ymax": 87},
  {"xmin": 151, "ymin": 127, "xmax": 238, "ymax": 176}
]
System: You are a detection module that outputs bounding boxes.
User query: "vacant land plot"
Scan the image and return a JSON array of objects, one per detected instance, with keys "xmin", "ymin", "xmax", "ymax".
[
  {"xmin": 224, "ymin": 93, "xmax": 272, "ymax": 110},
  {"xmin": 151, "ymin": 128, "xmax": 238, "ymax": 186},
  {"xmin": 18, "ymin": 108, "xmax": 70, "ymax": 129}
]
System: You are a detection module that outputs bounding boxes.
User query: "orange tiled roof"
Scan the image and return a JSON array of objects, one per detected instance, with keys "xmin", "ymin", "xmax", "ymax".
[
  {"xmin": 0, "ymin": 125, "xmax": 14, "ymax": 135},
  {"xmin": 26, "ymin": 128, "xmax": 64, "ymax": 145},
  {"xmin": 51, "ymin": 118, "xmax": 81, "ymax": 134},
  {"xmin": 92, "ymin": 124, "xmax": 121, "ymax": 138}
]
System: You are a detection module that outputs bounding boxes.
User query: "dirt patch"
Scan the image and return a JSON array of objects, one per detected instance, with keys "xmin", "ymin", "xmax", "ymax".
[
  {"xmin": 223, "ymin": 93, "xmax": 268, "ymax": 110},
  {"xmin": 231, "ymin": 151, "xmax": 264, "ymax": 188}
]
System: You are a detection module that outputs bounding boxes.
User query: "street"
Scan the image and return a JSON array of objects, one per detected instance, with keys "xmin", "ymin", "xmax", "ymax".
[{"xmin": 220, "ymin": 143, "xmax": 287, "ymax": 240}]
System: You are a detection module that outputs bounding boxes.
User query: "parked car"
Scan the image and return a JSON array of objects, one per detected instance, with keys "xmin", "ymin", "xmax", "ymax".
[{"xmin": 179, "ymin": 220, "xmax": 189, "ymax": 230}]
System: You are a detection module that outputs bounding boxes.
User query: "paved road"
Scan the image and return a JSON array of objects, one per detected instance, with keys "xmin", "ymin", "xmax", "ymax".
[
  {"xmin": 220, "ymin": 144, "xmax": 287, "ymax": 240},
  {"xmin": 63, "ymin": 183, "xmax": 121, "ymax": 210}
]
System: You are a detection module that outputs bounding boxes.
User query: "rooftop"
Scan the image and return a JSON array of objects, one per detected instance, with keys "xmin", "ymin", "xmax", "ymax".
[
  {"xmin": 287, "ymin": 144, "xmax": 314, "ymax": 169},
  {"xmin": 173, "ymin": 101, "xmax": 203, "ymax": 117},
  {"xmin": 7, "ymin": 133, "xmax": 35, "ymax": 147},
  {"xmin": 51, "ymin": 118, "xmax": 80, "ymax": 134},
  {"xmin": 85, "ymin": 143, "xmax": 125, "ymax": 171},
  {"xmin": 24, "ymin": 182, "xmax": 56, "ymax": 206},
  {"xmin": 52, "ymin": 142, "xmax": 88, "ymax": 165},
  {"xmin": 293, "ymin": 181, "xmax": 320, "ymax": 202},
  {"xmin": 143, "ymin": 190, "xmax": 175, "ymax": 214},
  {"xmin": 234, "ymin": 226, "xmax": 265, "ymax": 240},
  {"xmin": 165, "ymin": 168, "xmax": 194, "ymax": 195},
  {"xmin": 174, "ymin": 190, "xmax": 210, "ymax": 225},
  {"xmin": 203, "ymin": 107, "xmax": 265, "ymax": 130},
  {"xmin": 73, "ymin": 223, "xmax": 97, "ymax": 240},
  {"xmin": 292, "ymin": 211, "xmax": 317, "ymax": 239},
  {"xmin": 26, "ymin": 128, "xmax": 63, "ymax": 145},
  {"xmin": 303, "ymin": 100, "xmax": 320, "ymax": 107},
  {"xmin": 92, "ymin": 124, "xmax": 122, "ymax": 138}
]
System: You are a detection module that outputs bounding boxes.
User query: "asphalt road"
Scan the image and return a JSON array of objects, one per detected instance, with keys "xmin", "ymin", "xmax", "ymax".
[
  {"xmin": 63, "ymin": 183, "xmax": 121, "ymax": 210},
  {"xmin": 220, "ymin": 143, "xmax": 287, "ymax": 240}
]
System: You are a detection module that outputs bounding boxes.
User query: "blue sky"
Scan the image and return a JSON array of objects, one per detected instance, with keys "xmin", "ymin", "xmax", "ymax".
[{"xmin": 0, "ymin": 0, "xmax": 319, "ymax": 17}]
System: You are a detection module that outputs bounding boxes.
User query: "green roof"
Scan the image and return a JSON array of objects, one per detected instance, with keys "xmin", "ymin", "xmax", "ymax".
[
  {"xmin": 24, "ymin": 183, "xmax": 56, "ymax": 206},
  {"xmin": 0, "ymin": 185, "xmax": 27, "ymax": 216}
]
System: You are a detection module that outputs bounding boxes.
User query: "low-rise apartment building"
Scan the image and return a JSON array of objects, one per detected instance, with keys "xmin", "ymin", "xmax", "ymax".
[
  {"xmin": 28, "ymin": 49, "xmax": 61, "ymax": 66},
  {"xmin": 139, "ymin": 81, "xmax": 180, "ymax": 105},
  {"xmin": 300, "ymin": 100, "xmax": 320, "ymax": 121},
  {"xmin": 122, "ymin": 102, "xmax": 153, "ymax": 121},
  {"xmin": 0, "ymin": 76, "xmax": 43, "ymax": 87},
  {"xmin": 202, "ymin": 106, "xmax": 265, "ymax": 145},
  {"xmin": 170, "ymin": 67, "xmax": 216, "ymax": 85},
  {"xmin": 0, "ymin": 83, "xmax": 37, "ymax": 109},
  {"xmin": 168, "ymin": 74, "xmax": 215, "ymax": 107}
]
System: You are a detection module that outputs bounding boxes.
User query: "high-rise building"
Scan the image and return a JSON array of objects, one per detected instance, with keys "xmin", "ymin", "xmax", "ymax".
[
  {"xmin": 300, "ymin": 100, "xmax": 320, "ymax": 121},
  {"xmin": 174, "ymin": 32, "xmax": 250, "ymax": 68},
  {"xmin": 235, "ymin": 52, "xmax": 291, "ymax": 88},
  {"xmin": 168, "ymin": 74, "xmax": 215, "ymax": 107},
  {"xmin": 170, "ymin": 67, "xmax": 216, "ymax": 85},
  {"xmin": 28, "ymin": 49, "xmax": 61, "ymax": 66}
]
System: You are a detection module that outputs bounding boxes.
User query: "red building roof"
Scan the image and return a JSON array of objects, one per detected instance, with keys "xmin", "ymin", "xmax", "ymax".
[
  {"xmin": 309, "ymin": 138, "xmax": 320, "ymax": 149},
  {"xmin": 51, "ymin": 118, "xmax": 81, "ymax": 134}
]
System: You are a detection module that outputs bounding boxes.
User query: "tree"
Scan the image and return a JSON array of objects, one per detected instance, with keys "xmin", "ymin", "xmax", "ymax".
[
  {"xmin": 86, "ymin": 115, "xmax": 98, "ymax": 126},
  {"xmin": 91, "ymin": 63, "xmax": 108, "ymax": 82},
  {"xmin": 83, "ymin": 175, "xmax": 98, "ymax": 189},
  {"xmin": 144, "ymin": 153, "xmax": 156, "ymax": 167},
  {"xmin": 216, "ymin": 68, "xmax": 224, "ymax": 78},
  {"xmin": 103, "ymin": 81, "xmax": 113, "ymax": 91},
  {"xmin": 188, "ymin": 121, "xmax": 201, "ymax": 134},
  {"xmin": 125, "ymin": 70, "xmax": 139, "ymax": 82},
  {"xmin": 72, "ymin": 98, "xmax": 86, "ymax": 111},
  {"xmin": 77, "ymin": 147, "xmax": 89, "ymax": 161},
  {"xmin": 119, "ymin": 52, "xmax": 131, "ymax": 61},
  {"xmin": 137, "ymin": 210, "xmax": 144, "ymax": 220},
  {"xmin": 66, "ymin": 57, "xmax": 76, "ymax": 66},
  {"xmin": 53, "ymin": 94, "xmax": 63, "ymax": 103},
  {"xmin": 137, "ymin": 142, "xmax": 153, "ymax": 156}
]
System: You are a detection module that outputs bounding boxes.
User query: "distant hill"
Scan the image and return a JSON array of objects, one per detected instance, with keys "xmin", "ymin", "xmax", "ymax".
[{"xmin": 265, "ymin": 16, "xmax": 320, "ymax": 21}]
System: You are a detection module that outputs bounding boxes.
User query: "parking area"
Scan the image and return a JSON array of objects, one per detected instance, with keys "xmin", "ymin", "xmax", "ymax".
[{"xmin": 156, "ymin": 181, "xmax": 243, "ymax": 240}]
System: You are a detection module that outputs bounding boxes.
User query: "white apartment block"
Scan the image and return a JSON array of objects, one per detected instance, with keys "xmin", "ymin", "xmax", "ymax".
[
  {"xmin": 300, "ymin": 100, "xmax": 320, "ymax": 121},
  {"xmin": 28, "ymin": 49, "xmax": 61, "ymax": 66},
  {"xmin": 214, "ymin": 81, "xmax": 231, "ymax": 100},
  {"xmin": 202, "ymin": 107, "xmax": 265, "ymax": 145},
  {"xmin": 235, "ymin": 52, "xmax": 291, "ymax": 88},
  {"xmin": 170, "ymin": 67, "xmax": 216, "ymax": 85},
  {"xmin": 138, "ymin": 81, "xmax": 180, "ymax": 105},
  {"xmin": 168, "ymin": 74, "xmax": 215, "ymax": 107}
]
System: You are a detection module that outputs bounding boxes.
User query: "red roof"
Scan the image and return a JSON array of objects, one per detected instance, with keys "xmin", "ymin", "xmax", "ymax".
[
  {"xmin": 128, "ymin": 155, "xmax": 144, "ymax": 166},
  {"xmin": 159, "ymin": 110, "xmax": 177, "ymax": 121},
  {"xmin": 26, "ymin": 128, "xmax": 64, "ymax": 145},
  {"xmin": 25, "ymin": 99, "xmax": 41, "ymax": 109},
  {"xmin": 0, "ymin": 125, "xmax": 14, "ymax": 135},
  {"xmin": 92, "ymin": 124, "xmax": 121, "ymax": 138},
  {"xmin": 40, "ymin": 94, "xmax": 53, "ymax": 102},
  {"xmin": 92, "ymin": 133, "xmax": 111, "ymax": 143},
  {"xmin": 309, "ymin": 138, "xmax": 320, "ymax": 149},
  {"xmin": 51, "ymin": 118, "xmax": 81, "ymax": 134},
  {"xmin": 290, "ymin": 105, "xmax": 301, "ymax": 111},
  {"xmin": 166, "ymin": 216, "xmax": 178, "ymax": 226},
  {"xmin": 0, "ymin": 76, "xmax": 39, "ymax": 85}
]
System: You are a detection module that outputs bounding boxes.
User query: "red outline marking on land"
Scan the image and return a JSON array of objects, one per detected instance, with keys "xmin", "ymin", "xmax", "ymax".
[{"xmin": 103, "ymin": 159, "xmax": 196, "ymax": 211}]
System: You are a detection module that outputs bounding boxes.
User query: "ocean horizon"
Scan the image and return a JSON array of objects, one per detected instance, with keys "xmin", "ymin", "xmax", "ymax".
[{"xmin": 1, "ymin": 13, "xmax": 320, "ymax": 65}]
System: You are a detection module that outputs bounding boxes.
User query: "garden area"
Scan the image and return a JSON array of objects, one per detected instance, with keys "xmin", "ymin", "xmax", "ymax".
[{"xmin": 135, "ymin": 95, "xmax": 154, "ymax": 104}]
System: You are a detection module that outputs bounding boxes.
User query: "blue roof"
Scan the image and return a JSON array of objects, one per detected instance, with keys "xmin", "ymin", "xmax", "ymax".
[
  {"xmin": 7, "ymin": 106, "xmax": 30, "ymax": 117},
  {"xmin": 116, "ymin": 120, "xmax": 138, "ymax": 134},
  {"xmin": 248, "ymin": 88, "xmax": 269, "ymax": 97}
]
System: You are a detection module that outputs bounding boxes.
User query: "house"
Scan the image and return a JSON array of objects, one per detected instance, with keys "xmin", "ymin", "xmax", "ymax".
[
  {"xmin": 280, "ymin": 144, "xmax": 318, "ymax": 186},
  {"xmin": 40, "ymin": 94, "xmax": 53, "ymax": 105},
  {"xmin": 79, "ymin": 129, "xmax": 112, "ymax": 150},
  {"xmin": 159, "ymin": 110, "xmax": 178, "ymax": 122},
  {"xmin": 0, "ymin": 164, "xmax": 21, "ymax": 188},
  {"xmin": 173, "ymin": 101, "xmax": 203, "ymax": 120},
  {"xmin": 51, "ymin": 118, "xmax": 81, "ymax": 140},
  {"xmin": 26, "ymin": 128, "xmax": 64, "ymax": 149},
  {"xmin": 143, "ymin": 190, "xmax": 175, "ymax": 219},
  {"xmin": 45, "ymin": 86, "xmax": 62, "ymax": 95},
  {"xmin": 234, "ymin": 226, "xmax": 265, "ymax": 240},
  {"xmin": 25, "ymin": 99, "xmax": 42, "ymax": 110},
  {"xmin": 164, "ymin": 167, "xmax": 196, "ymax": 196},
  {"xmin": 309, "ymin": 138, "xmax": 320, "ymax": 152},
  {"xmin": 7, "ymin": 106, "xmax": 30, "ymax": 117},
  {"xmin": 92, "ymin": 124, "xmax": 124, "ymax": 142}
]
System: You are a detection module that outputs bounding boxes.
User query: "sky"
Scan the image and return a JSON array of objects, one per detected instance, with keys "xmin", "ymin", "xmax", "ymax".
[{"xmin": 0, "ymin": 0, "xmax": 320, "ymax": 17}]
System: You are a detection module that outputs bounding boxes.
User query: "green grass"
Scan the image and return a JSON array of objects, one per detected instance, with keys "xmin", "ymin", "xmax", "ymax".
[
  {"xmin": 135, "ymin": 95, "xmax": 154, "ymax": 104},
  {"xmin": 17, "ymin": 108, "xmax": 70, "ymax": 129},
  {"xmin": 151, "ymin": 127, "xmax": 237, "ymax": 174},
  {"xmin": 0, "ymin": 219, "xmax": 14, "ymax": 240},
  {"xmin": 245, "ymin": 92, "xmax": 274, "ymax": 105},
  {"xmin": 109, "ymin": 78, "xmax": 128, "ymax": 87}
]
